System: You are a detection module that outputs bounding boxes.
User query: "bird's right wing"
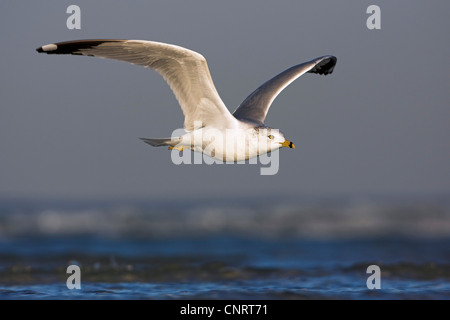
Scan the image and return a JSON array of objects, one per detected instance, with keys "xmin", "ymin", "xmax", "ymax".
[
  {"xmin": 37, "ymin": 39, "xmax": 237, "ymax": 131},
  {"xmin": 232, "ymin": 55, "xmax": 337, "ymax": 124}
]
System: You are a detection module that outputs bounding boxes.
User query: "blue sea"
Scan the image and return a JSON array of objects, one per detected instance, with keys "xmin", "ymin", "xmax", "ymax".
[{"xmin": 1, "ymin": 195, "xmax": 450, "ymax": 300}]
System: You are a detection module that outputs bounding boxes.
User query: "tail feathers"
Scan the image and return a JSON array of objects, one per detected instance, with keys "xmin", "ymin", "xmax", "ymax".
[{"xmin": 140, "ymin": 137, "xmax": 180, "ymax": 147}]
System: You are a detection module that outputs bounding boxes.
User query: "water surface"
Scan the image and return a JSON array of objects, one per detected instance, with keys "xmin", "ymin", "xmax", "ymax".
[{"xmin": 1, "ymin": 196, "xmax": 449, "ymax": 299}]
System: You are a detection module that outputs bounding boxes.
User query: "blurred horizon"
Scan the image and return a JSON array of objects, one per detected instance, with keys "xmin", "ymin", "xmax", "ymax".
[{"xmin": 2, "ymin": 193, "xmax": 449, "ymax": 240}]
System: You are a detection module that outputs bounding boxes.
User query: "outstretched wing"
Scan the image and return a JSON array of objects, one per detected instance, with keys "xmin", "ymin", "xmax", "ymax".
[
  {"xmin": 232, "ymin": 55, "xmax": 337, "ymax": 124},
  {"xmin": 37, "ymin": 39, "xmax": 237, "ymax": 131}
]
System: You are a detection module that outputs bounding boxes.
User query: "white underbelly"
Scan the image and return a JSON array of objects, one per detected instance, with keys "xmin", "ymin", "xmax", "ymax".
[{"xmin": 180, "ymin": 128, "xmax": 264, "ymax": 162}]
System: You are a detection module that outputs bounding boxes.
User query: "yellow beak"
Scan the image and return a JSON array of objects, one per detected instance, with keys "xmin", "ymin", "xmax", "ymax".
[{"xmin": 280, "ymin": 140, "xmax": 295, "ymax": 149}]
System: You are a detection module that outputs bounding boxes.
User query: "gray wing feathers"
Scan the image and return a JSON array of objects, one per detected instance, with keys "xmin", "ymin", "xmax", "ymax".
[
  {"xmin": 232, "ymin": 55, "xmax": 336, "ymax": 124},
  {"xmin": 37, "ymin": 40, "xmax": 236, "ymax": 131},
  {"xmin": 37, "ymin": 40, "xmax": 336, "ymax": 128}
]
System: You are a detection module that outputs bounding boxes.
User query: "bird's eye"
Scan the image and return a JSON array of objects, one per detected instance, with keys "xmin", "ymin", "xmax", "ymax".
[{"xmin": 268, "ymin": 135, "xmax": 274, "ymax": 140}]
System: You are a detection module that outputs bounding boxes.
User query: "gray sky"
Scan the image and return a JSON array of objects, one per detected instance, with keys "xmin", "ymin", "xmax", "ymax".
[{"xmin": 1, "ymin": 1, "xmax": 449, "ymax": 200}]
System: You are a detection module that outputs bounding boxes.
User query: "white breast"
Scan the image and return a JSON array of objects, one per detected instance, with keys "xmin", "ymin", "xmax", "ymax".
[{"xmin": 179, "ymin": 127, "xmax": 279, "ymax": 162}]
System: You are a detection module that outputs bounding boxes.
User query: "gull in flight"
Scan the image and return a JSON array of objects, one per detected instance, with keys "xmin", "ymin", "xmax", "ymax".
[{"xmin": 36, "ymin": 40, "xmax": 336, "ymax": 162}]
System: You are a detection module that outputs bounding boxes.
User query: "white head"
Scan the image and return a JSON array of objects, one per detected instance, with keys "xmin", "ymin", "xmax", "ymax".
[{"xmin": 248, "ymin": 126, "xmax": 295, "ymax": 156}]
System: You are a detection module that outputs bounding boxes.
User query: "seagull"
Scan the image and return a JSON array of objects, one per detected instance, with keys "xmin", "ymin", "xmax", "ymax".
[{"xmin": 36, "ymin": 40, "xmax": 336, "ymax": 162}]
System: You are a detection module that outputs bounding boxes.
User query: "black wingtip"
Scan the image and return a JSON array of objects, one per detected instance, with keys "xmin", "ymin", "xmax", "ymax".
[
  {"xmin": 35, "ymin": 39, "xmax": 126, "ymax": 55},
  {"xmin": 308, "ymin": 55, "xmax": 337, "ymax": 75}
]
